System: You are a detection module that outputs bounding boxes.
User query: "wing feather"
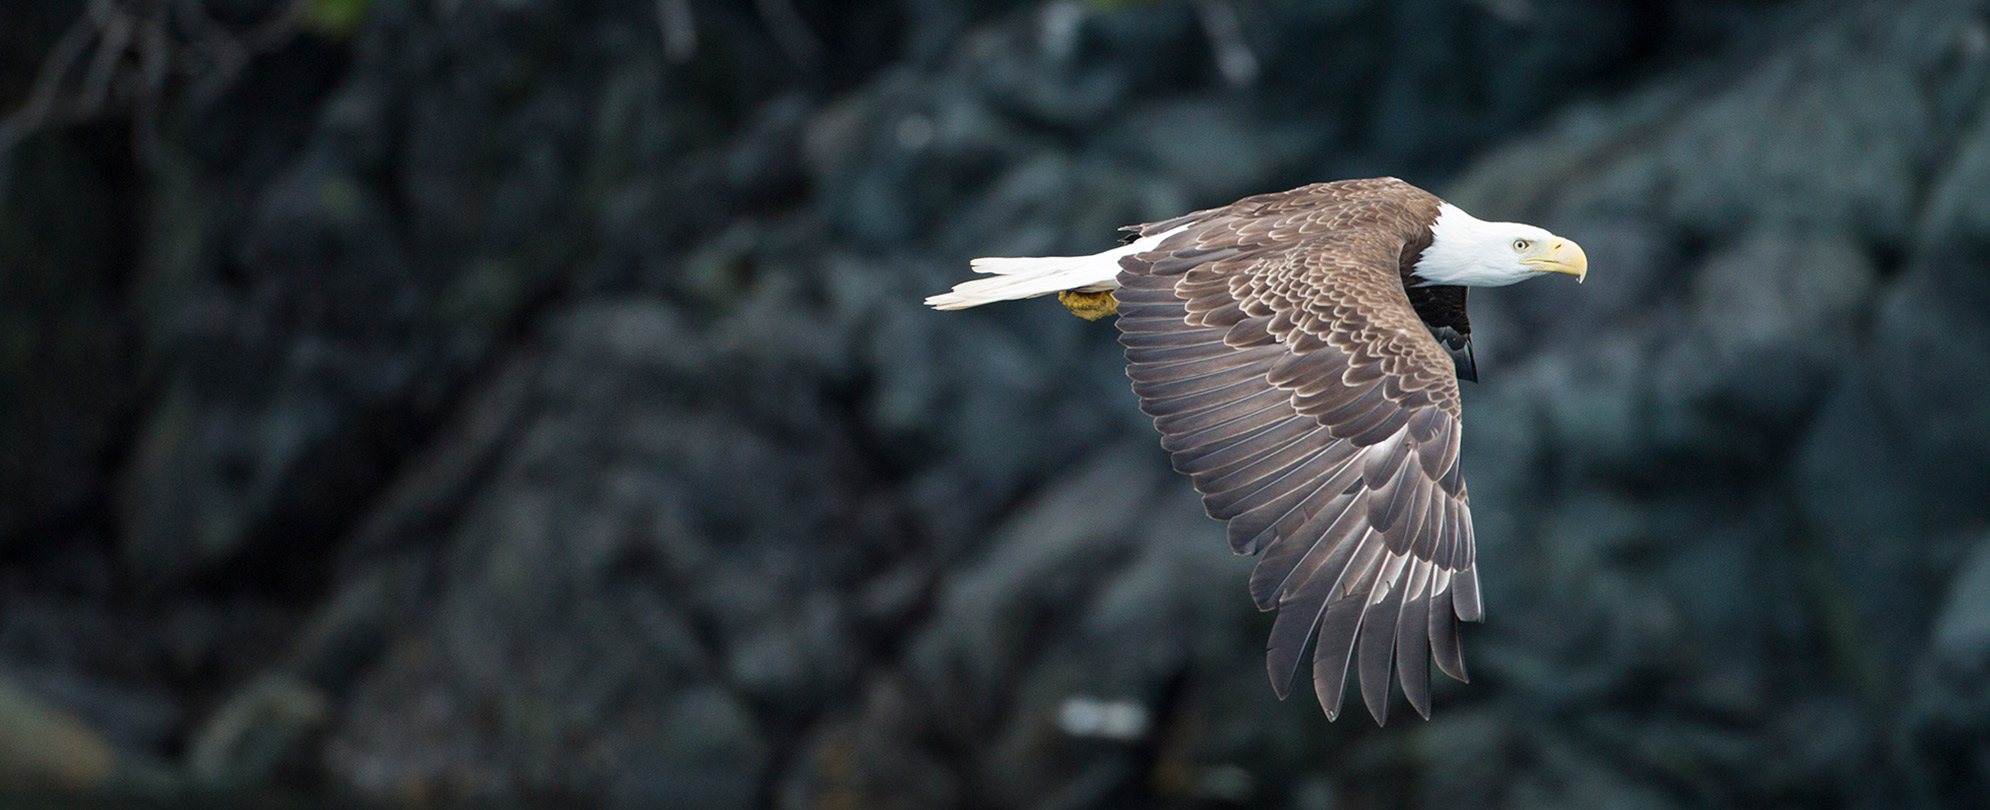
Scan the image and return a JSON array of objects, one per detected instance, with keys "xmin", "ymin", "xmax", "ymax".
[
  {"xmin": 1152, "ymin": 390, "xmax": 1292, "ymax": 438},
  {"xmin": 1357, "ymin": 551, "xmax": 1411, "ymax": 725},
  {"xmin": 1254, "ymin": 491, "xmax": 1368, "ymax": 608},
  {"xmin": 1396, "ymin": 560, "xmax": 1436, "ymax": 719},
  {"xmin": 1218, "ymin": 446, "xmax": 1362, "ymax": 544},
  {"xmin": 1158, "ymin": 401, "xmax": 1298, "ymax": 454},
  {"xmin": 1430, "ymin": 571, "xmax": 1469, "ymax": 682},
  {"xmin": 1130, "ymin": 355, "xmax": 1282, "ymax": 399},
  {"xmin": 1166, "ymin": 415, "xmax": 1308, "ymax": 471},
  {"xmin": 1311, "ymin": 537, "xmax": 1392, "ymax": 719},
  {"xmin": 1120, "ymin": 326, "xmax": 1230, "ymax": 349}
]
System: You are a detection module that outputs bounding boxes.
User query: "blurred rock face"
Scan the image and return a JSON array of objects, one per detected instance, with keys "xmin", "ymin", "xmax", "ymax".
[{"xmin": 5, "ymin": 0, "xmax": 1990, "ymax": 808}]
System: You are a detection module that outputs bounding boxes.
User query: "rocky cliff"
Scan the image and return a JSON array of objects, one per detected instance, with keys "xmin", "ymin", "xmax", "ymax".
[{"xmin": 3, "ymin": 0, "xmax": 1988, "ymax": 808}]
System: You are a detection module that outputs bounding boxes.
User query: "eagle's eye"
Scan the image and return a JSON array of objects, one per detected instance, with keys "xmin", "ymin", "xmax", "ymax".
[{"xmin": 1512, "ymin": 239, "xmax": 1531, "ymax": 251}]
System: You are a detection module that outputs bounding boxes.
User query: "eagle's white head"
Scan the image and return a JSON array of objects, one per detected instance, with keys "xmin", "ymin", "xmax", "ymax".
[{"xmin": 1412, "ymin": 202, "xmax": 1588, "ymax": 287}]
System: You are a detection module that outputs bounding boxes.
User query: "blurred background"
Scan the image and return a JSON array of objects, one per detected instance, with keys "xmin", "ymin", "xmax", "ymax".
[{"xmin": 4, "ymin": 0, "xmax": 1990, "ymax": 807}]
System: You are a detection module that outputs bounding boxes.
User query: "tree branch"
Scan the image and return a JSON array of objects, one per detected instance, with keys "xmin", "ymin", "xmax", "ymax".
[{"xmin": 0, "ymin": 0, "xmax": 309, "ymax": 159}]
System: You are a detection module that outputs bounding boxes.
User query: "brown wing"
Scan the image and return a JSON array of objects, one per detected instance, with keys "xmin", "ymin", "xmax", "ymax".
[{"xmin": 1113, "ymin": 178, "xmax": 1481, "ymax": 724}]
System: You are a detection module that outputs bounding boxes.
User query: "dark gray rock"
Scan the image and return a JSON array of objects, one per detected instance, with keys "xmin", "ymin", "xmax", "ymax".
[
  {"xmin": 317, "ymin": 300, "xmax": 818, "ymax": 805},
  {"xmin": 1866, "ymin": 265, "xmax": 1990, "ymax": 526},
  {"xmin": 1648, "ymin": 229, "xmax": 1876, "ymax": 464}
]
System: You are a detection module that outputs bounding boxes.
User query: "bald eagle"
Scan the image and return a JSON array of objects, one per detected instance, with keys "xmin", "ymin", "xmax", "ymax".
[{"xmin": 926, "ymin": 178, "xmax": 1588, "ymax": 724}]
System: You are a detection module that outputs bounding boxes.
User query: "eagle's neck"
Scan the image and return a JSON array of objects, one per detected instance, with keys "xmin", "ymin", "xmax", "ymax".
[{"xmin": 1410, "ymin": 203, "xmax": 1534, "ymax": 288}]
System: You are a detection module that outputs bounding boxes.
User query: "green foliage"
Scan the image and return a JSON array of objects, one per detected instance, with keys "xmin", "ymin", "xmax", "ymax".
[{"xmin": 300, "ymin": 0, "xmax": 371, "ymax": 39}]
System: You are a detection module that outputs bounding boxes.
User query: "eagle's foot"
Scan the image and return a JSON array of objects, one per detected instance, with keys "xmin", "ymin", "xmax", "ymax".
[{"xmin": 1058, "ymin": 289, "xmax": 1118, "ymax": 321}]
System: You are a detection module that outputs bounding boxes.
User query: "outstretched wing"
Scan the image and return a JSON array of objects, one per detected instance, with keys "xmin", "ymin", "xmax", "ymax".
[{"xmin": 1113, "ymin": 181, "xmax": 1481, "ymax": 724}]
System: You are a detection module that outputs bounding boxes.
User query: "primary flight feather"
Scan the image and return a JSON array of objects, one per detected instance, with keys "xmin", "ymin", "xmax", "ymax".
[{"xmin": 926, "ymin": 177, "xmax": 1587, "ymax": 724}]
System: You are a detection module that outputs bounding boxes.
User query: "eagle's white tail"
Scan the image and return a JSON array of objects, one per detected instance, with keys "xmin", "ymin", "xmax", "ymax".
[{"xmin": 925, "ymin": 225, "xmax": 1187, "ymax": 311}]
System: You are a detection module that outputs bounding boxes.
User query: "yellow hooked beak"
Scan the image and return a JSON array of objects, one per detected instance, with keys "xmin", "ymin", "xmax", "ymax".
[{"xmin": 1522, "ymin": 237, "xmax": 1588, "ymax": 283}]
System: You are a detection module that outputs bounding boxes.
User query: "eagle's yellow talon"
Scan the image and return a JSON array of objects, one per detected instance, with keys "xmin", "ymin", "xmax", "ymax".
[{"xmin": 1058, "ymin": 289, "xmax": 1118, "ymax": 321}]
